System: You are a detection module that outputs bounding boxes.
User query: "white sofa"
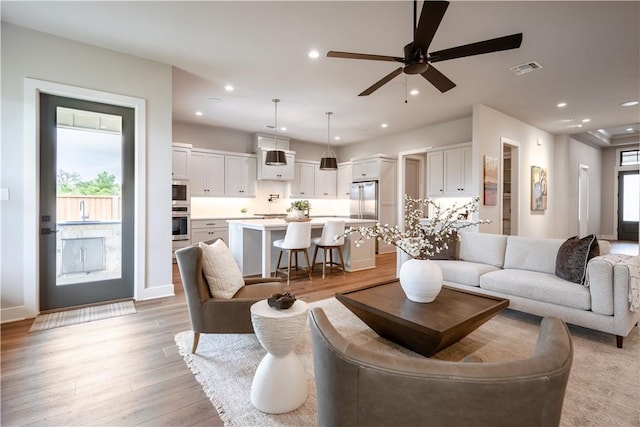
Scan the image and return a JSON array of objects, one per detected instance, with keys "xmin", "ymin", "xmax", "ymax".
[{"xmin": 431, "ymin": 232, "xmax": 639, "ymax": 348}]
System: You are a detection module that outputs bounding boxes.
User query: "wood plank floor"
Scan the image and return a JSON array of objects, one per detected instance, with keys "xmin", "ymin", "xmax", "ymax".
[
  {"xmin": 0, "ymin": 252, "xmax": 397, "ymax": 427},
  {"xmin": 2, "ymin": 240, "xmax": 635, "ymax": 426}
]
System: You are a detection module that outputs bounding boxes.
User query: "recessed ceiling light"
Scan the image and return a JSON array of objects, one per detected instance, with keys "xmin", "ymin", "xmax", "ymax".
[
  {"xmin": 280, "ymin": 127, "xmax": 287, "ymax": 131},
  {"xmin": 557, "ymin": 102, "xmax": 567, "ymax": 108},
  {"xmin": 560, "ymin": 118, "xmax": 573, "ymax": 123},
  {"xmin": 308, "ymin": 49, "xmax": 320, "ymax": 59},
  {"xmin": 410, "ymin": 89, "xmax": 419, "ymax": 96},
  {"xmin": 381, "ymin": 123, "xmax": 388, "ymax": 128},
  {"xmin": 627, "ymin": 128, "xmax": 635, "ymax": 132},
  {"xmin": 224, "ymin": 84, "xmax": 234, "ymax": 92},
  {"xmin": 577, "ymin": 124, "xmax": 583, "ymax": 128},
  {"xmin": 582, "ymin": 118, "xmax": 591, "ymax": 123},
  {"xmin": 195, "ymin": 111, "xmax": 203, "ymax": 116},
  {"xmin": 334, "ymin": 136, "xmax": 341, "ymax": 141},
  {"xmin": 620, "ymin": 100, "xmax": 639, "ymax": 107}
]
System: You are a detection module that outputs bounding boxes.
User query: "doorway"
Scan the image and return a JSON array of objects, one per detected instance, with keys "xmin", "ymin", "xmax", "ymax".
[
  {"xmin": 39, "ymin": 94, "xmax": 135, "ymax": 310},
  {"xmin": 501, "ymin": 138, "xmax": 520, "ymax": 236},
  {"xmin": 618, "ymin": 170, "xmax": 639, "ymax": 241}
]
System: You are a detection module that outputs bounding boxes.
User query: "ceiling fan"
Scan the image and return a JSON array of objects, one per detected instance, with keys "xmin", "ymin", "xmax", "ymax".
[{"xmin": 327, "ymin": 0, "xmax": 523, "ymax": 96}]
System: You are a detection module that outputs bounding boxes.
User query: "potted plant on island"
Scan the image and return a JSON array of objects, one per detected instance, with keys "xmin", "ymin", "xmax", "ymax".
[
  {"xmin": 287, "ymin": 200, "xmax": 311, "ymax": 219},
  {"xmin": 344, "ymin": 195, "xmax": 490, "ymax": 303}
]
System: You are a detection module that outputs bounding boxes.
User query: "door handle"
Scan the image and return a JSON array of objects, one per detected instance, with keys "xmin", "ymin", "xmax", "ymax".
[{"xmin": 41, "ymin": 228, "xmax": 59, "ymax": 235}]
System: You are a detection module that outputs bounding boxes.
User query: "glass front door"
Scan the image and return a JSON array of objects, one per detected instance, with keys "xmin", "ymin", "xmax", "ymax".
[
  {"xmin": 618, "ymin": 170, "xmax": 639, "ymax": 241},
  {"xmin": 39, "ymin": 94, "xmax": 135, "ymax": 310}
]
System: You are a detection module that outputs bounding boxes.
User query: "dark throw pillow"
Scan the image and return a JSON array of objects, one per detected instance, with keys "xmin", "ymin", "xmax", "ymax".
[{"xmin": 555, "ymin": 234, "xmax": 600, "ymax": 284}]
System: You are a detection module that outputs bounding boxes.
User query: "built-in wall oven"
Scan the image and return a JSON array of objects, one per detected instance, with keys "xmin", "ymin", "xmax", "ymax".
[
  {"xmin": 172, "ymin": 180, "xmax": 190, "ymax": 206},
  {"xmin": 172, "ymin": 206, "xmax": 190, "ymax": 241}
]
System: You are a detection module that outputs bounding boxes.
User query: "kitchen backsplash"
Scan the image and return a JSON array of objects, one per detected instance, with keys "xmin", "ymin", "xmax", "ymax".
[{"xmin": 191, "ymin": 180, "xmax": 349, "ymax": 218}]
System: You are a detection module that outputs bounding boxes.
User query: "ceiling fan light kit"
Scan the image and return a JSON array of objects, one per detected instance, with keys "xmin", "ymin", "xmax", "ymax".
[
  {"xmin": 327, "ymin": 0, "xmax": 523, "ymax": 96},
  {"xmin": 319, "ymin": 111, "xmax": 338, "ymax": 171},
  {"xmin": 265, "ymin": 98, "xmax": 287, "ymax": 166}
]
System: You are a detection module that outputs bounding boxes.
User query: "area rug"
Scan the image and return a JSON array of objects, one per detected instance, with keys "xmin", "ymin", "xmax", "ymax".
[
  {"xmin": 175, "ymin": 298, "xmax": 640, "ymax": 427},
  {"xmin": 29, "ymin": 300, "xmax": 136, "ymax": 332}
]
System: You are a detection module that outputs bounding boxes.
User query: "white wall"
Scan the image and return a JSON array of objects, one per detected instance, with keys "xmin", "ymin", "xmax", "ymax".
[
  {"xmin": 1, "ymin": 24, "xmax": 173, "ymax": 321},
  {"xmin": 338, "ymin": 116, "xmax": 472, "ymax": 161},
  {"xmin": 473, "ymin": 104, "xmax": 607, "ymax": 239}
]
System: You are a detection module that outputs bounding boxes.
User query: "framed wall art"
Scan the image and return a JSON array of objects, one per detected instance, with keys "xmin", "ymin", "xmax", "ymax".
[
  {"xmin": 483, "ymin": 155, "xmax": 498, "ymax": 206},
  {"xmin": 531, "ymin": 165, "xmax": 548, "ymax": 211}
]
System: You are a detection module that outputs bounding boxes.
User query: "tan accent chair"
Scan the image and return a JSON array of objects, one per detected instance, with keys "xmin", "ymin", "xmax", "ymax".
[
  {"xmin": 309, "ymin": 307, "xmax": 573, "ymax": 427},
  {"xmin": 175, "ymin": 244, "xmax": 284, "ymax": 354}
]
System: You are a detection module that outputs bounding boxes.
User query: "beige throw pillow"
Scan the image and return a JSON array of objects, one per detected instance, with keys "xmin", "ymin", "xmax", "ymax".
[{"xmin": 199, "ymin": 240, "xmax": 245, "ymax": 299}]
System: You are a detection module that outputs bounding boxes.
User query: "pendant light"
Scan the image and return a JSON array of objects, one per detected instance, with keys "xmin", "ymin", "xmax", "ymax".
[
  {"xmin": 319, "ymin": 111, "xmax": 338, "ymax": 170},
  {"xmin": 265, "ymin": 98, "xmax": 287, "ymax": 166}
]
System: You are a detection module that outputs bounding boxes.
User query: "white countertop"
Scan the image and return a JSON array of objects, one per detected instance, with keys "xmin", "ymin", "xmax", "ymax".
[{"xmin": 227, "ymin": 217, "xmax": 375, "ymax": 230}]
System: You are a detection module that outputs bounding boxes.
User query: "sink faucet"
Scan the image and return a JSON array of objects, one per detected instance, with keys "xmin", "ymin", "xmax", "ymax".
[{"xmin": 80, "ymin": 200, "xmax": 89, "ymax": 221}]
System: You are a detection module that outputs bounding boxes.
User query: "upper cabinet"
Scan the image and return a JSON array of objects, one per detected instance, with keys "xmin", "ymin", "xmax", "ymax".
[
  {"xmin": 255, "ymin": 149, "xmax": 295, "ymax": 181},
  {"xmin": 171, "ymin": 143, "xmax": 191, "ymax": 180},
  {"xmin": 190, "ymin": 150, "xmax": 225, "ymax": 196},
  {"xmin": 337, "ymin": 162, "xmax": 352, "ymax": 199},
  {"xmin": 190, "ymin": 148, "xmax": 256, "ymax": 198},
  {"xmin": 314, "ymin": 164, "xmax": 337, "ymax": 199},
  {"xmin": 225, "ymin": 154, "xmax": 256, "ymax": 197},
  {"xmin": 291, "ymin": 161, "xmax": 315, "ymax": 198},
  {"xmin": 352, "ymin": 158, "xmax": 380, "ymax": 181},
  {"xmin": 427, "ymin": 144, "xmax": 472, "ymax": 197}
]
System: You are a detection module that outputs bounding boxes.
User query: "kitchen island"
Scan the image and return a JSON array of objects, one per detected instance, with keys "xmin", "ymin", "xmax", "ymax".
[{"xmin": 227, "ymin": 218, "xmax": 376, "ymax": 277}]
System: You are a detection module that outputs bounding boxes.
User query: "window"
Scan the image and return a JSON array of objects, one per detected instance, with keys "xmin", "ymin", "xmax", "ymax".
[{"xmin": 620, "ymin": 149, "xmax": 640, "ymax": 166}]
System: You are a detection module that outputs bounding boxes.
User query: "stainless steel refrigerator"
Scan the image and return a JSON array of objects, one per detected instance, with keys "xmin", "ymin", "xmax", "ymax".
[{"xmin": 350, "ymin": 181, "xmax": 378, "ymax": 219}]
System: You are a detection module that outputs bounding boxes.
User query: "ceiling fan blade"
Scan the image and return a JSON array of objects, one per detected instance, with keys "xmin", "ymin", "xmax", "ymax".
[
  {"xmin": 421, "ymin": 64, "xmax": 456, "ymax": 93},
  {"xmin": 359, "ymin": 67, "xmax": 403, "ymax": 96},
  {"xmin": 429, "ymin": 33, "xmax": 523, "ymax": 63},
  {"xmin": 413, "ymin": 1, "xmax": 449, "ymax": 52},
  {"xmin": 327, "ymin": 51, "xmax": 404, "ymax": 63}
]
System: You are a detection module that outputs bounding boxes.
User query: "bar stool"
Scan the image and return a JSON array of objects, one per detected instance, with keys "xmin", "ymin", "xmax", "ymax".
[
  {"xmin": 273, "ymin": 221, "xmax": 313, "ymax": 285},
  {"xmin": 311, "ymin": 220, "xmax": 346, "ymax": 279}
]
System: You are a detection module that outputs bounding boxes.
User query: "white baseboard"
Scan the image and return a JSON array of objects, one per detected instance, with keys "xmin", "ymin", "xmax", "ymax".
[
  {"xmin": 598, "ymin": 235, "xmax": 616, "ymax": 241},
  {"xmin": 137, "ymin": 284, "xmax": 175, "ymax": 301},
  {"xmin": 1, "ymin": 305, "xmax": 34, "ymax": 324}
]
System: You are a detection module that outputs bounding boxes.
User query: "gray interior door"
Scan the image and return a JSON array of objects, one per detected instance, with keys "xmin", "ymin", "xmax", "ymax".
[
  {"xmin": 618, "ymin": 170, "xmax": 639, "ymax": 241},
  {"xmin": 39, "ymin": 94, "xmax": 135, "ymax": 310}
]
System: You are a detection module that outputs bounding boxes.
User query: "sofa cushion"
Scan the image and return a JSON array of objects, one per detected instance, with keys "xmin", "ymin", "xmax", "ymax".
[
  {"xmin": 434, "ymin": 260, "xmax": 501, "ymax": 287},
  {"xmin": 480, "ymin": 269, "xmax": 591, "ymax": 310},
  {"xmin": 459, "ymin": 233, "xmax": 508, "ymax": 268},
  {"xmin": 503, "ymin": 236, "xmax": 565, "ymax": 274},
  {"xmin": 555, "ymin": 234, "xmax": 599, "ymax": 284},
  {"xmin": 199, "ymin": 240, "xmax": 245, "ymax": 299}
]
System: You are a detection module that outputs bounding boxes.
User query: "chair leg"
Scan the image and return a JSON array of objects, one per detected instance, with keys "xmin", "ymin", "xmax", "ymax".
[
  {"xmin": 192, "ymin": 332, "xmax": 200, "ymax": 354},
  {"xmin": 322, "ymin": 247, "xmax": 328, "ymax": 279},
  {"xmin": 303, "ymin": 249, "xmax": 313, "ymax": 280},
  {"xmin": 287, "ymin": 249, "xmax": 293, "ymax": 286},
  {"xmin": 274, "ymin": 250, "xmax": 284, "ymax": 278},
  {"xmin": 312, "ymin": 245, "xmax": 319, "ymax": 274},
  {"xmin": 329, "ymin": 249, "xmax": 334, "ymax": 273}
]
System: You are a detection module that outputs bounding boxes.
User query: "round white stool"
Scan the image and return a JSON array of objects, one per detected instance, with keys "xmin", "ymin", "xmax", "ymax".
[{"xmin": 250, "ymin": 299, "xmax": 309, "ymax": 414}]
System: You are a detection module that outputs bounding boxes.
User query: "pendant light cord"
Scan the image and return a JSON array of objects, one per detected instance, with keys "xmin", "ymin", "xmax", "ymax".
[{"xmin": 273, "ymin": 98, "xmax": 279, "ymax": 150}]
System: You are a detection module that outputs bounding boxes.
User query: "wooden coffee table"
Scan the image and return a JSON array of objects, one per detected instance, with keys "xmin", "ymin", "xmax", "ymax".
[{"xmin": 335, "ymin": 280, "xmax": 509, "ymax": 357}]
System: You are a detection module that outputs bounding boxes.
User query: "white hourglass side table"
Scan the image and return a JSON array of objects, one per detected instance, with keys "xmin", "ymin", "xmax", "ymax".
[{"xmin": 250, "ymin": 299, "xmax": 309, "ymax": 414}]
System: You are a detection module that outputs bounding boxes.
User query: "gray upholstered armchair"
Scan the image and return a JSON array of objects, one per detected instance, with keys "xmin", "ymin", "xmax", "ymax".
[
  {"xmin": 175, "ymin": 245, "xmax": 284, "ymax": 353},
  {"xmin": 309, "ymin": 307, "xmax": 573, "ymax": 427}
]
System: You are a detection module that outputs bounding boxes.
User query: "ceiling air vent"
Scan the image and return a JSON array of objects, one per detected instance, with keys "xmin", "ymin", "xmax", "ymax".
[{"xmin": 510, "ymin": 61, "xmax": 543, "ymax": 76}]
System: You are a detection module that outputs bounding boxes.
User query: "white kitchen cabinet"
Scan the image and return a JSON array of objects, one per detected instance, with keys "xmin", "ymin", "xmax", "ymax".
[
  {"xmin": 225, "ymin": 154, "xmax": 256, "ymax": 197},
  {"xmin": 171, "ymin": 143, "xmax": 191, "ymax": 180},
  {"xmin": 427, "ymin": 150, "xmax": 445, "ymax": 197},
  {"xmin": 337, "ymin": 162, "xmax": 352, "ymax": 199},
  {"xmin": 314, "ymin": 164, "xmax": 337, "ymax": 198},
  {"xmin": 444, "ymin": 146, "xmax": 472, "ymax": 196},
  {"xmin": 352, "ymin": 158, "xmax": 380, "ymax": 180},
  {"xmin": 291, "ymin": 161, "xmax": 315, "ymax": 198},
  {"xmin": 427, "ymin": 145, "xmax": 472, "ymax": 197},
  {"xmin": 190, "ymin": 150, "xmax": 225, "ymax": 196},
  {"xmin": 256, "ymin": 149, "xmax": 295, "ymax": 181},
  {"xmin": 191, "ymin": 219, "xmax": 229, "ymax": 244}
]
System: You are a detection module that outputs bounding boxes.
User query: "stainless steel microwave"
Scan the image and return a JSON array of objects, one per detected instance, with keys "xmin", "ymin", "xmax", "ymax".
[{"xmin": 172, "ymin": 180, "xmax": 190, "ymax": 205}]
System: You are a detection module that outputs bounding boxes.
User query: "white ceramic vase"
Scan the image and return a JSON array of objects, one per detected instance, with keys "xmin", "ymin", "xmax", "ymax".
[{"xmin": 398, "ymin": 258, "xmax": 443, "ymax": 303}]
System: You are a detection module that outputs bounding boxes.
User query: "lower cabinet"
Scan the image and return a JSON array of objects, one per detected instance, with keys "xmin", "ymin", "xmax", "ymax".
[{"xmin": 191, "ymin": 219, "xmax": 229, "ymax": 244}]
